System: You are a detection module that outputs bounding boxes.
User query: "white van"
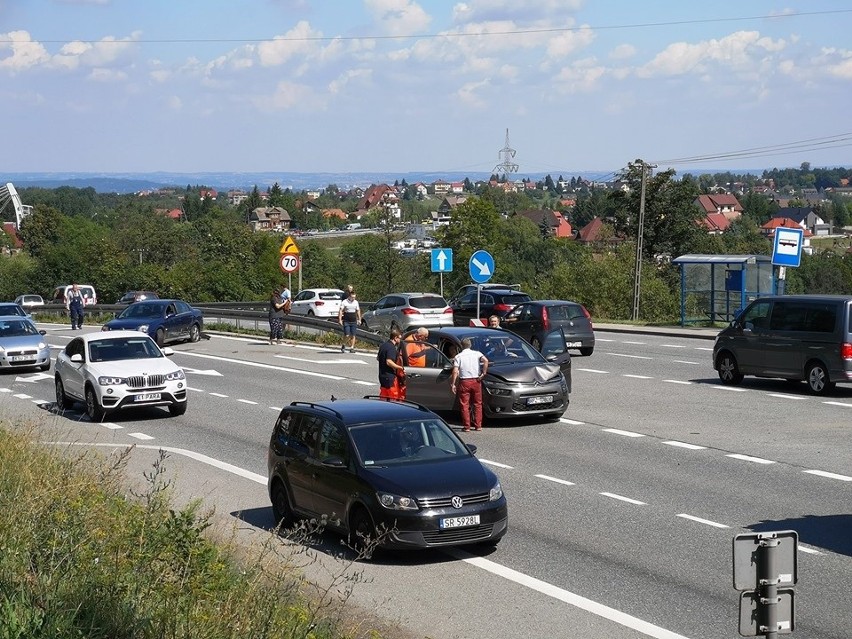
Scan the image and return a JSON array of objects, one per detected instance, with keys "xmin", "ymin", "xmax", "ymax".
[
  {"xmin": 345, "ymin": 223, "xmax": 362, "ymax": 231},
  {"xmin": 51, "ymin": 285, "xmax": 97, "ymax": 306}
]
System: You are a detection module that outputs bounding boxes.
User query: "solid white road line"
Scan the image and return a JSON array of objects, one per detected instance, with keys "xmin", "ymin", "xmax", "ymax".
[
  {"xmin": 803, "ymin": 469, "xmax": 852, "ymax": 482},
  {"xmin": 535, "ymin": 474, "xmax": 576, "ymax": 487},
  {"xmin": 726, "ymin": 453, "xmax": 775, "ymax": 465},
  {"xmin": 448, "ymin": 550, "xmax": 693, "ymax": 639},
  {"xmin": 663, "ymin": 441, "xmax": 706, "ymax": 450},
  {"xmin": 798, "ymin": 545, "xmax": 823, "ymax": 555},
  {"xmin": 676, "ymin": 514, "xmax": 730, "ymax": 529},
  {"xmin": 603, "ymin": 428, "xmax": 645, "ymax": 438},
  {"xmin": 600, "ymin": 492, "xmax": 646, "ymax": 505}
]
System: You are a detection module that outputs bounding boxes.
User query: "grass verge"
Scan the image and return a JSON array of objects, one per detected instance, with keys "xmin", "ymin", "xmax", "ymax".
[{"xmin": 0, "ymin": 424, "xmax": 384, "ymax": 639}]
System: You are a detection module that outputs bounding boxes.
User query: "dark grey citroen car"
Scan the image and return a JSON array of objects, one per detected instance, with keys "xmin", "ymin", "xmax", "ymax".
[
  {"xmin": 400, "ymin": 326, "xmax": 571, "ymax": 421},
  {"xmin": 267, "ymin": 397, "xmax": 508, "ymax": 554}
]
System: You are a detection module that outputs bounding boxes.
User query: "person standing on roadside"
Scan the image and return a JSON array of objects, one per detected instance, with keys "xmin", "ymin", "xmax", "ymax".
[
  {"xmin": 378, "ymin": 328, "xmax": 405, "ymax": 399},
  {"xmin": 338, "ymin": 288, "xmax": 360, "ymax": 353},
  {"xmin": 268, "ymin": 286, "xmax": 287, "ymax": 345},
  {"xmin": 450, "ymin": 337, "xmax": 489, "ymax": 431},
  {"xmin": 65, "ymin": 283, "xmax": 86, "ymax": 330}
]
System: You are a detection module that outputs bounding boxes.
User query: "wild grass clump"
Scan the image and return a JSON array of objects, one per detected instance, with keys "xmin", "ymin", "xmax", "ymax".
[{"xmin": 0, "ymin": 427, "xmax": 376, "ymax": 639}]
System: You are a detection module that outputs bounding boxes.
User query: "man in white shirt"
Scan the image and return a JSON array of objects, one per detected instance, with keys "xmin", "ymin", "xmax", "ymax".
[{"xmin": 449, "ymin": 338, "xmax": 489, "ymax": 431}]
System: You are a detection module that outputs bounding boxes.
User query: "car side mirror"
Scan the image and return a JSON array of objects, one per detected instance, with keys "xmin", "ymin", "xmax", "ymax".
[
  {"xmin": 161, "ymin": 347, "xmax": 175, "ymax": 356},
  {"xmin": 39, "ymin": 330, "xmax": 46, "ymax": 336},
  {"xmin": 465, "ymin": 443, "xmax": 478, "ymax": 455},
  {"xmin": 321, "ymin": 457, "xmax": 346, "ymax": 468},
  {"xmin": 70, "ymin": 353, "xmax": 83, "ymax": 363}
]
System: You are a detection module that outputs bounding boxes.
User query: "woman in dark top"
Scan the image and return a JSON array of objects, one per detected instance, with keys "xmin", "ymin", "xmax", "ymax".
[{"xmin": 268, "ymin": 287, "xmax": 287, "ymax": 344}]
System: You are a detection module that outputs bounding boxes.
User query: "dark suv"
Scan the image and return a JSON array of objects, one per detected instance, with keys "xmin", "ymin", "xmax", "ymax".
[
  {"xmin": 117, "ymin": 290, "xmax": 159, "ymax": 305},
  {"xmin": 450, "ymin": 288, "xmax": 531, "ymax": 326},
  {"xmin": 502, "ymin": 300, "xmax": 595, "ymax": 356},
  {"xmin": 267, "ymin": 397, "xmax": 508, "ymax": 554}
]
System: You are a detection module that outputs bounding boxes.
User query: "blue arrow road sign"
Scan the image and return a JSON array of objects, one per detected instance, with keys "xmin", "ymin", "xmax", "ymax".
[
  {"xmin": 469, "ymin": 250, "xmax": 494, "ymax": 284},
  {"xmin": 431, "ymin": 248, "xmax": 453, "ymax": 273},
  {"xmin": 771, "ymin": 227, "xmax": 804, "ymax": 267}
]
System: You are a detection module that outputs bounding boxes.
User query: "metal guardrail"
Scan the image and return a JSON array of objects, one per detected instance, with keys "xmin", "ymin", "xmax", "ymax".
[{"xmin": 34, "ymin": 303, "xmax": 385, "ymax": 348}]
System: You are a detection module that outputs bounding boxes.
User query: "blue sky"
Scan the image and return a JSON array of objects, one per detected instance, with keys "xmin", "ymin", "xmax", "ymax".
[{"xmin": 1, "ymin": 0, "xmax": 851, "ymax": 176}]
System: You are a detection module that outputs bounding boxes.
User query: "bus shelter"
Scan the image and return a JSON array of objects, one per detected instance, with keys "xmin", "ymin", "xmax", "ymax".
[{"xmin": 670, "ymin": 254, "xmax": 777, "ymax": 326}]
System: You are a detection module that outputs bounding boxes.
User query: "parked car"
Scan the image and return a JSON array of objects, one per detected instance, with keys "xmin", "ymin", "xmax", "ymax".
[
  {"xmin": 450, "ymin": 288, "xmax": 531, "ymax": 326},
  {"xmin": 117, "ymin": 290, "xmax": 159, "ymax": 305},
  {"xmin": 447, "ymin": 283, "xmax": 522, "ymax": 305},
  {"xmin": 0, "ymin": 316, "xmax": 51, "ymax": 372},
  {"xmin": 51, "ymin": 285, "xmax": 97, "ymax": 306},
  {"xmin": 502, "ymin": 300, "xmax": 596, "ymax": 356},
  {"xmin": 289, "ymin": 288, "xmax": 345, "ymax": 319},
  {"xmin": 0, "ymin": 303, "xmax": 29, "ymax": 318},
  {"xmin": 399, "ymin": 326, "xmax": 571, "ymax": 421},
  {"xmin": 361, "ymin": 293, "xmax": 453, "ymax": 333},
  {"xmin": 14, "ymin": 294, "xmax": 45, "ymax": 309},
  {"xmin": 267, "ymin": 397, "xmax": 508, "ymax": 553},
  {"xmin": 714, "ymin": 294, "xmax": 852, "ymax": 395},
  {"xmin": 54, "ymin": 331, "xmax": 187, "ymax": 420},
  {"xmin": 102, "ymin": 299, "xmax": 203, "ymax": 346}
]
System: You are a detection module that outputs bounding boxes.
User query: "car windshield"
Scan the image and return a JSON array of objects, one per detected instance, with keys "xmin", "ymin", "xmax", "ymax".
[
  {"xmin": 409, "ymin": 296, "xmax": 448, "ymax": 309},
  {"xmin": 88, "ymin": 337, "xmax": 163, "ymax": 362},
  {"xmin": 0, "ymin": 305, "xmax": 26, "ymax": 316},
  {"xmin": 0, "ymin": 319, "xmax": 38, "ymax": 337},
  {"xmin": 350, "ymin": 418, "xmax": 469, "ymax": 467},
  {"xmin": 119, "ymin": 303, "xmax": 163, "ymax": 319},
  {"xmin": 459, "ymin": 333, "xmax": 543, "ymax": 364}
]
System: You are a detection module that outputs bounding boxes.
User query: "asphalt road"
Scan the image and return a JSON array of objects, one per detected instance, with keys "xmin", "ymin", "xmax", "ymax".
[{"xmin": 1, "ymin": 323, "xmax": 850, "ymax": 639}]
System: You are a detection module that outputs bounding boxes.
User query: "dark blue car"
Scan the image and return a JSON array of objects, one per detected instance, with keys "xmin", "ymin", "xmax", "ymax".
[{"xmin": 103, "ymin": 299, "xmax": 203, "ymax": 346}]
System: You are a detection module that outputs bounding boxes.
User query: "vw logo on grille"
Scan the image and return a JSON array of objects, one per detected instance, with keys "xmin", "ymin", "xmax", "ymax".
[{"xmin": 451, "ymin": 495, "xmax": 464, "ymax": 509}]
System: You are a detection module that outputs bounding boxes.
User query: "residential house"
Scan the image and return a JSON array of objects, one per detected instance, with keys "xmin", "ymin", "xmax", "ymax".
[
  {"xmin": 199, "ymin": 188, "xmax": 218, "ymax": 201},
  {"xmin": 699, "ymin": 212, "xmax": 733, "ymax": 235},
  {"xmin": 355, "ymin": 184, "xmax": 401, "ymax": 219},
  {"xmin": 2, "ymin": 222, "xmax": 22, "ymax": 252},
  {"xmin": 412, "ymin": 182, "xmax": 428, "ymax": 198},
  {"xmin": 514, "ymin": 209, "xmax": 573, "ymax": 238},
  {"xmin": 450, "ymin": 181, "xmax": 465, "ymax": 194},
  {"xmin": 694, "ymin": 194, "xmax": 744, "ymax": 221},
  {"xmin": 303, "ymin": 200, "xmax": 322, "ymax": 216},
  {"xmin": 576, "ymin": 217, "xmax": 623, "ymax": 245},
  {"xmin": 249, "ymin": 206, "xmax": 291, "ymax": 232},
  {"xmin": 771, "ymin": 207, "xmax": 831, "ymax": 236},
  {"xmin": 227, "ymin": 189, "xmax": 249, "ymax": 206},
  {"xmin": 155, "ymin": 208, "xmax": 183, "ymax": 220},
  {"xmin": 322, "ymin": 208, "xmax": 347, "ymax": 220},
  {"xmin": 432, "ymin": 180, "xmax": 451, "ymax": 195},
  {"xmin": 431, "ymin": 195, "xmax": 467, "ymax": 228}
]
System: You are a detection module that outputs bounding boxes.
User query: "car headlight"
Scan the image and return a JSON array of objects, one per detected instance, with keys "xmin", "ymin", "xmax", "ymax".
[
  {"xmin": 377, "ymin": 492, "xmax": 419, "ymax": 511},
  {"xmin": 482, "ymin": 381, "xmax": 512, "ymax": 396},
  {"xmin": 164, "ymin": 369, "xmax": 185, "ymax": 381},
  {"xmin": 98, "ymin": 376, "xmax": 126, "ymax": 386},
  {"xmin": 489, "ymin": 482, "xmax": 503, "ymax": 502},
  {"xmin": 38, "ymin": 342, "xmax": 47, "ymax": 349},
  {"xmin": 138, "ymin": 324, "xmax": 149, "ymax": 333}
]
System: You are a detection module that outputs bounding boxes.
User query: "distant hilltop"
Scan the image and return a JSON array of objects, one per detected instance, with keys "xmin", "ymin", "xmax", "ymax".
[{"xmin": 4, "ymin": 169, "xmax": 766, "ymax": 194}]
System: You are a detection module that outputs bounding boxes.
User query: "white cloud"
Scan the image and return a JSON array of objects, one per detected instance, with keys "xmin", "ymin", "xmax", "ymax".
[
  {"xmin": 166, "ymin": 95, "xmax": 182, "ymax": 110},
  {"xmin": 87, "ymin": 68, "xmax": 127, "ymax": 82},
  {"xmin": 0, "ymin": 31, "xmax": 51, "ymax": 71},
  {"xmin": 365, "ymin": 0, "xmax": 431, "ymax": 36},
  {"xmin": 257, "ymin": 21, "xmax": 324, "ymax": 67},
  {"xmin": 328, "ymin": 68, "xmax": 372, "ymax": 94},
  {"xmin": 554, "ymin": 58, "xmax": 605, "ymax": 93},
  {"xmin": 452, "ymin": 0, "xmax": 583, "ymax": 24},
  {"xmin": 52, "ymin": 32, "xmax": 141, "ymax": 71},
  {"xmin": 546, "ymin": 25, "xmax": 595, "ymax": 59},
  {"xmin": 456, "ymin": 78, "xmax": 489, "ymax": 108},
  {"xmin": 609, "ymin": 43, "xmax": 636, "ymax": 61},
  {"xmin": 255, "ymin": 80, "xmax": 323, "ymax": 112},
  {"xmin": 638, "ymin": 31, "xmax": 787, "ymax": 78}
]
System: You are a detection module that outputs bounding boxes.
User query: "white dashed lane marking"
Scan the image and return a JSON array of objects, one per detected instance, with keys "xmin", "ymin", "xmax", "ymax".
[
  {"xmin": 600, "ymin": 492, "xmax": 646, "ymax": 506},
  {"xmin": 662, "ymin": 379, "xmax": 692, "ymax": 385},
  {"xmin": 713, "ymin": 385, "xmax": 747, "ymax": 391},
  {"xmin": 677, "ymin": 514, "xmax": 730, "ymax": 529},
  {"xmin": 803, "ymin": 469, "xmax": 852, "ymax": 482},
  {"xmin": 209, "ymin": 392, "xmax": 228, "ymax": 398},
  {"xmin": 577, "ymin": 368, "xmax": 609, "ymax": 374},
  {"xmin": 480, "ymin": 459, "xmax": 514, "ymax": 469},
  {"xmin": 663, "ymin": 441, "xmax": 706, "ymax": 450},
  {"xmin": 661, "ymin": 344, "xmax": 686, "ymax": 349},
  {"xmin": 603, "ymin": 428, "xmax": 645, "ymax": 438},
  {"xmin": 607, "ymin": 353, "xmax": 653, "ymax": 360},
  {"xmin": 237, "ymin": 399, "xmax": 258, "ymax": 405},
  {"xmin": 535, "ymin": 474, "xmax": 576, "ymax": 487},
  {"xmin": 623, "ymin": 374, "xmax": 653, "ymax": 379},
  {"xmin": 823, "ymin": 401, "xmax": 852, "ymax": 408},
  {"xmin": 767, "ymin": 393, "xmax": 807, "ymax": 400},
  {"xmin": 13, "ymin": 393, "xmax": 32, "ymax": 399},
  {"xmin": 128, "ymin": 432, "xmax": 155, "ymax": 441},
  {"xmin": 726, "ymin": 453, "xmax": 775, "ymax": 465}
]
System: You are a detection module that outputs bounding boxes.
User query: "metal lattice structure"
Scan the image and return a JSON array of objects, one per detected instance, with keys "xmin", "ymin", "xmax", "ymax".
[
  {"xmin": 493, "ymin": 128, "xmax": 519, "ymax": 175},
  {"xmin": 0, "ymin": 183, "xmax": 33, "ymax": 229}
]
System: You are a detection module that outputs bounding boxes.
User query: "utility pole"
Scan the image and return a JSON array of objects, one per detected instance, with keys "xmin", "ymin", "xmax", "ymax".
[
  {"xmin": 493, "ymin": 128, "xmax": 519, "ymax": 176},
  {"xmin": 631, "ymin": 161, "xmax": 656, "ymax": 321}
]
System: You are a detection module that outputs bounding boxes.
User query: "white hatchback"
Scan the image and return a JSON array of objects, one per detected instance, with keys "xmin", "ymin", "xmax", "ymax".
[
  {"xmin": 54, "ymin": 330, "xmax": 187, "ymax": 421},
  {"xmin": 289, "ymin": 288, "xmax": 345, "ymax": 319}
]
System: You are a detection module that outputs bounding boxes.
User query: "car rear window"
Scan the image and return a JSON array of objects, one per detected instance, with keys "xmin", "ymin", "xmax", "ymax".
[
  {"xmin": 547, "ymin": 304, "xmax": 586, "ymax": 321},
  {"xmin": 498, "ymin": 293, "xmax": 531, "ymax": 305},
  {"xmin": 318, "ymin": 291, "xmax": 343, "ymax": 300},
  {"xmin": 409, "ymin": 296, "xmax": 448, "ymax": 309}
]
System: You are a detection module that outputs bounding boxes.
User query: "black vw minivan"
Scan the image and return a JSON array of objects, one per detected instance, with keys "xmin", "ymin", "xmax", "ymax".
[{"xmin": 713, "ymin": 295, "xmax": 852, "ymax": 394}]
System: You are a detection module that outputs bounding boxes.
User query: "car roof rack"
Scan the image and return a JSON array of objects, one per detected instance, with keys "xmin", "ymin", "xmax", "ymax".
[
  {"xmin": 360, "ymin": 395, "xmax": 433, "ymax": 412},
  {"xmin": 287, "ymin": 400, "xmax": 344, "ymax": 420}
]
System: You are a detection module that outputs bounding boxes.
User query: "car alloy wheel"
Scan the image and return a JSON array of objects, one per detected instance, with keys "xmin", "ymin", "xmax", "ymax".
[
  {"xmin": 155, "ymin": 328, "xmax": 165, "ymax": 347},
  {"xmin": 348, "ymin": 507, "xmax": 377, "ymax": 559},
  {"xmin": 189, "ymin": 324, "xmax": 201, "ymax": 342},
  {"xmin": 270, "ymin": 480, "xmax": 295, "ymax": 528},
  {"xmin": 85, "ymin": 386, "xmax": 105, "ymax": 422},
  {"xmin": 717, "ymin": 353, "xmax": 743, "ymax": 385},
  {"xmin": 806, "ymin": 362, "xmax": 835, "ymax": 395},
  {"xmin": 55, "ymin": 377, "xmax": 70, "ymax": 411}
]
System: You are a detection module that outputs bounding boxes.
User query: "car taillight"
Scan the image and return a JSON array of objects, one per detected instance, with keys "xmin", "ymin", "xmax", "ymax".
[
  {"xmin": 492, "ymin": 303, "xmax": 512, "ymax": 313},
  {"xmin": 315, "ymin": 301, "xmax": 325, "ymax": 306},
  {"xmin": 842, "ymin": 343, "xmax": 852, "ymax": 359},
  {"xmin": 580, "ymin": 305, "xmax": 594, "ymax": 329},
  {"xmin": 402, "ymin": 308, "xmax": 419, "ymax": 315},
  {"xmin": 541, "ymin": 306, "xmax": 549, "ymax": 332},
  {"xmin": 443, "ymin": 308, "xmax": 453, "ymax": 314}
]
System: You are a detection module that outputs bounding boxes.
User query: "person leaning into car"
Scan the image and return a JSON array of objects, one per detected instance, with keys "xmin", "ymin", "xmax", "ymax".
[
  {"xmin": 403, "ymin": 327, "xmax": 430, "ymax": 367},
  {"xmin": 450, "ymin": 338, "xmax": 489, "ymax": 431},
  {"xmin": 378, "ymin": 328, "xmax": 405, "ymax": 400}
]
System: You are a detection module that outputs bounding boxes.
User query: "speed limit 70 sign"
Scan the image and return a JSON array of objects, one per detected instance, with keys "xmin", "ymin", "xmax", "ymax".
[{"xmin": 279, "ymin": 253, "xmax": 299, "ymax": 273}]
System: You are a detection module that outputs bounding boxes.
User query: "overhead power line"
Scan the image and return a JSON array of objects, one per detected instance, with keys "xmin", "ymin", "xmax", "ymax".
[{"xmin": 7, "ymin": 9, "xmax": 851, "ymax": 45}]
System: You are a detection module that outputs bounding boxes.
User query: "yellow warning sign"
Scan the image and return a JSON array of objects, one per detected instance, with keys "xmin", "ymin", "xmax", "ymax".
[{"xmin": 279, "ymin": 236, "xmax": 300, "ymax": 255}]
